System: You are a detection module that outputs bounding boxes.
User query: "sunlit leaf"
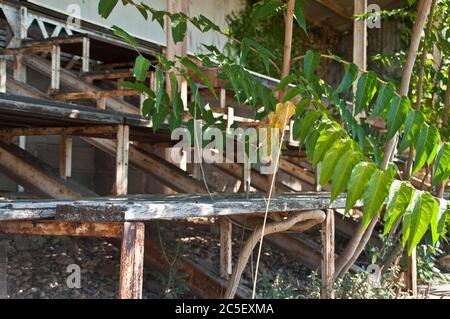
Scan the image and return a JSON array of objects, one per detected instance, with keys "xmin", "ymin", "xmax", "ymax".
[
  {"xmin": 383, "ymin": 181, "xmax": 414, "ymax": 236},
  {"xmin": 355, "ymin": 71, "xmax": 377, "ymax": 115},
  {"xmin": 362, "ymin": 166, "xmax": 394, "ymax": 230},
  {"xmin": 345, "ymin": 162, "xmax": 376, "ymax": 213},
  {"xmin": 386, "ymin": 96, "xmax": 409, "ymax": 140}
]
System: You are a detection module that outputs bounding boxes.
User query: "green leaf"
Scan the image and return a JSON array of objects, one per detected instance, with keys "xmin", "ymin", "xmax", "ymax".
[
  {"xmin": 293, "ymin": 110, "xmax": 321, "ymax": 144},
  {"xmin": 154, "ymin": 66, "xmax": 164, "ymax": 113},
  {"xmin": 169, "ymin": 72, "xmax": 184, "ymax": 120},
  {"xmin": 252, "ymin": 0, "xmax": 283, "ymax": 26},
  {"xmin": 274, "ymin": 74, "xmax": 296, "ymax": 92},
  {"xmin": 305, "ymin": 130, "xmax": 319, "ymax": 161},
  {"xmin": 152, "ymin": 108, "xmax": 169, "ymax": 132},
  {"xmin": 382, "ymin": 181, "xmax": 414, "ymax": 236},
  {"xmin": 98, "ymin": 0, "xmax": 118, "ymax": 19},
  {"xmin": 430, "ymin": 199, "xmax": 446, "ymax": 245},
  {"xmin": 295, "ymin": 98, "xmax": 310, "ymax": 116},
  {"xmin": 240, "ymin": 38, "xmax": 274, "ymax": 73},
  {"xmin": 111, "ymin": 25, "xmax": 138, "ymax": 48},
  {"xmin": 436, "ymin": 200, "xmax": 448, "ymax": 237},
  {"xmin": 402, "ymin": 203, "xmax": 413, "ymax": 247},
  {"xmin": 412, "ymin": 125, "xmax": 440, "ymax": 175},
  {"xmin": 168, "ymin": 113, "xmax": 182, "ymax": 132},
  {"xmin": 331, "ymin": 149, "xmax": 360, "ymax": 202},
  {"xmin": 282, "ymin": 86, "xmax": 302, "ymax": 102},
  {"xmin": 179, "ymin": 57, "xmax": 217, "ymax": 98},
  {"xmin": 141, "ymin": 98, "xmax": 155, "ymax": 117},
  {"xmin": 398, "ymin": 110, "xmax": 425, "ymax": 153},
  {"xmin": 354, "ymin": 71, "xmax": 377, "ymax": 115},
  {"xmin": 312, "ymin": 129, "xmax": 339, "ymax": 167},
  {"xmin": 371, "ymin": 82, "xmax": 395, "ymax": 118},
  {"xmin": 294, "ymin": 0, "xmax": 307, "ymax": 32},
  {"xmin": 133, "ymin": 55, "xmax": 150, "ymax": 81},
  {"xmin": 320, "ymin": 139, "xmax": 351, "ymax": 186},
  {"xmin": 335, "ymin": 63, "xmax": 359, "ymax": 94},
  {"xmin": 386, "ymin": 96, "xmax": 409, "ymax": 140},
  {"xmin": 345, "ymin": 162, "xmax": 376, "ymax": 213},
  {"xmin": 407, "ymin": 192, "xmax": 437, "ymax": 255},
  {"xmin": 136, "ymin": 4, "xmax": 148, "ymax": 20},
  {"xmin": 304, "ymin": 50, "xmax": 320, "ymax": 81},
  {"xmin": 432, "ymin": 143, "xmax": 450, "ymax": 186},
  {"xmin": 362, "ymin": 167, "xmax": 394, "ymax": 230},
  {"xmin": 170, "ymin": 13, "xmax": 187, "ymax": 44},
  {"xmin": 119, "ymin": 80, "xmax": 153, "ymax": 96}
]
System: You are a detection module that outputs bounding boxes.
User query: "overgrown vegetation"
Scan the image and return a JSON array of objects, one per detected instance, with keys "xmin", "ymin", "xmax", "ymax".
[{"xmin": 97, "ymin": 0, "xmax": 449, "ymax": 298}]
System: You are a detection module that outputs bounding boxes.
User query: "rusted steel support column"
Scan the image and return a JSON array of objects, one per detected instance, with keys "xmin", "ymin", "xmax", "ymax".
[
  {"xmin": 321, "ymin": 209, "xmax": 335, "ymax": 299},
  {"xmin": 119, "ymin": 222, "xmax": 145, "ymax": 299}
]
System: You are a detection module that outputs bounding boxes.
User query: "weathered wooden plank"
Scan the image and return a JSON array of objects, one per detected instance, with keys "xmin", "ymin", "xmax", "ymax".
[
  {"xmin": 0, "ymin": 125, "xmax": 118, "ymax": 138},
  {"xmin": 53, "ymin": 193, "xmax": 349, "ymax": 222},
  {"xmin": 54, "ymin": 89, "xmax": 139, "ymax": 101},
  {"xmin": 0, "ymin": 220, "xmax": 123, "ymax": 238},
  {"xmin": 219, "ymin": 218, "xmax": 232, "ymax": 279},
  {"xmin": 2, "ymin": 35, "xmax": 86, "ymax": 54},
  {"xmin": 0, "ymin": 58, "xmax": 6, "ymax": 93},
  {"xmin": 50, "ymin": 45, "xmax": 61, "ymax": 92},
  {"xmin": 82, "ymin": 37, "xmax": 90, "ymax": 73},
  {"xmin": 115, "ymin": 125, "xmax": 129, "ymax": 196},
  {"xmin": 60, "ymin": 135, "xmax": 72, "ymax": 180},
  {"xmin": 321, "ymin": 209, "xmax": 335, "ymax": 299},
  {"xmin": 119, "ymin": 222, "xmax": 145, "ymax": 299},
  {"xmin": 13, "ymin": 54, "xmax": 26, "ymax": 83},
  {"xmin": 0, "ymin": 94, "xmax": 126, "ymax": 125}
]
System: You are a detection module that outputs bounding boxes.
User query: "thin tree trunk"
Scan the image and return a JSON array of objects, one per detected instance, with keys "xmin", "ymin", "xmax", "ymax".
[
  {"xmin": 404, "ymin": 0, "xmax": 436, "ymax": 179},
  {"xmin": 436, "ymin": 65, "xmax": 450, "ymax": 197},
  {"xmin": 278, "ymin": 0, "xmax": 295, "ymax": 100}
]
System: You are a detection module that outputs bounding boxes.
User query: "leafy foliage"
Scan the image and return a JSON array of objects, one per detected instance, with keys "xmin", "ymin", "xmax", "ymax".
[{"xmin": 97, "ymin": 0, "xmax": 449, "ymax": 255}]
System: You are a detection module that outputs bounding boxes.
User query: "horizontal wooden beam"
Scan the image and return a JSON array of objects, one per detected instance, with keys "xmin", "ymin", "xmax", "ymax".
[
  {"xmin": 0, "ymin": 125, "xmax": 118, "ymax": 138},
  {"xmin": 54, "ymin": 192, "xmax": 348, "ymax": 222},
  {"xmin": 53, "ymin": 89, "xmax": 139, "ymax": 101},
  {"xmin": 82, "ymin": 70, "xmax": 154, "ymax": 81},
  {"xmin": 0, "ymin": 193, "xmax": 350, "ymax": 222},
  {"xmin": 0, "ymin": 220, "xmax": 123, "ymax": 238},
  {"xmin": 1, "ymin": 36, "xmax": 86, "ymax": 55}
]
